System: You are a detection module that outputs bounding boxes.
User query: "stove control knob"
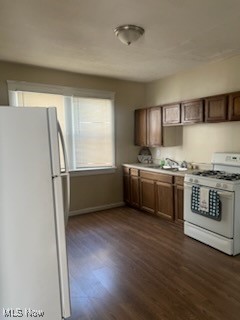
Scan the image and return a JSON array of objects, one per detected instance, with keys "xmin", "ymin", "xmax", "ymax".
[
  {"xmin": 216, "ymin": 183, "xmax": 221, "ymax": 188},
  {"xmin": 189, "ymin": 178, "xmax": 193, "ymax": 183},
  {"xmin": 194, "ymin": 179, "xmax": 199, "ymax": 184},
  {"xmin": 223, "ymin": 184, "xmax": 228, "ymax": 189}
]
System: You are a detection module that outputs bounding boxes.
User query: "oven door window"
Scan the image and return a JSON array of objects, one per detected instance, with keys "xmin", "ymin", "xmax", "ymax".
[{"xmin": 184, "ymin": 183, "xmax": 234, "ymax": 238}]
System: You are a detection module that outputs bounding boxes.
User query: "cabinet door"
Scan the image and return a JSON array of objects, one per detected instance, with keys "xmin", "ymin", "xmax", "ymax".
[
  {"xmin": 204, "ymin": 95, "xmax": 228, "ymax": 122},
  {"xmin": 174, "ymin": 176, "xmax": 184, "ymax": 223},
  {"xmin": 228, "ymin": 92, "xmax": 240, "ymax": 121},
  {"xmin": 174, "ymin": 185, "xmax": 184, "ymax": 222},
  {"xmin": 147, "ymin": 107, "xmax": 162, "ymax": 146},
  {"xmin": 123, "ymin": 174, "xmax": 130, "ymax": 204},
  {"xmin": 134, "ymin": 109, "xmax": 147, "ymax": 146},
  {"xmin": 181, "ymin": 99, "xmax": 203, "ymax": 124},
  {"xmin": 162, "ymin": 104, "xmax": 181, "ymax": 126},
  {"xmin": 156, "ymin": 181, "xmax": 174, "ymax": 220},
  {"xmin": 140, "ymin": 178, "xmax": 155, "ymax": 214},
  {"xmin": 130, "ymin": 176, "xmax": 140, "ymax": 208}
]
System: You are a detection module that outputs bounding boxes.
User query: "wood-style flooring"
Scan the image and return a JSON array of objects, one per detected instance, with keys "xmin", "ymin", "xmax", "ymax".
[{"xmin": 66, "ymin": 206, "xmax": 240, "ymax": 320}]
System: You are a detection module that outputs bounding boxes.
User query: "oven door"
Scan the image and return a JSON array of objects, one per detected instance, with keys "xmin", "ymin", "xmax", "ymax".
[{"xmin": 184, "ymin": 182, "xmax": 234, "ymax": 238}]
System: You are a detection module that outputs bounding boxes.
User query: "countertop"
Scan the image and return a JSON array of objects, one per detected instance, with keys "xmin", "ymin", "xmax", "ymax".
[{"xmin": 123, "ymin": 163, "xmax": 196, "ymax": 177}]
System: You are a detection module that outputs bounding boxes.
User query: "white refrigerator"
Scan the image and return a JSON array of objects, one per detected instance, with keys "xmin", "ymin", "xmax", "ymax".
[{"xmin": 0, "ymin": 106, "xmax": 71, "ymax": 319}]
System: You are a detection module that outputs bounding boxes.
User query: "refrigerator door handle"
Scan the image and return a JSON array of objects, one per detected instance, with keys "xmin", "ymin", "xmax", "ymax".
[
  {"xmin": 53, "ymin": 176, "xmax": 71, "ymax": 319},
  {"xmin": 60, "ymin": 172, "xmax": 70, "ymax": 225},
  {"xmin": 57, "ymin": 121, "xmax": 69, "ymax": 174},
  {"xmin": 58, "ymin": 122, "xmax": 70, "ymax": 225}
]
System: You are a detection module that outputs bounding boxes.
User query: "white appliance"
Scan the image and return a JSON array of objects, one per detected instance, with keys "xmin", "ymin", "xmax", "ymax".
[
  {"xmin": 0, "ymin": 107, "xmax": 71, "ymax": 319},
  {"xmin": 184, "ymin": 152, "xmax": 240, "ymax": 256}
]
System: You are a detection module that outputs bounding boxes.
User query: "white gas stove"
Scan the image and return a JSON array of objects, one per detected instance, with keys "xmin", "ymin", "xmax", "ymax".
[{"xmin": 184, "ymin": 152, "xmax": 240, "ymax": 255}]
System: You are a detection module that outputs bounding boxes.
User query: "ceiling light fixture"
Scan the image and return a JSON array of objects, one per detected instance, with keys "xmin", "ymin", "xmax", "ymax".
[{"xmin": 114, "ymin": 24, "xmax": 145, "ymax": 46}]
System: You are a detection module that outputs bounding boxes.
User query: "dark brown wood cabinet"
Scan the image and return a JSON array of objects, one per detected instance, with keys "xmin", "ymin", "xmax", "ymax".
[
  {"xmin": 134, "ymin": 108, "xmax": 147, "ymax": 146},
  {"xmin": 156, "ymin": 181, "xmax": 174, "ymax": 220},
  {"xmin": 174, "ymin": 176, "xmax": 184, "ymax": 223},
  {"xmin": 123, "ymin": 167, "xmax": 130, "ymax": 205},
  {"xmin": 140, "ymin": 170, "xmax": 174, "ymax": 220},
  {"xmin": 135, "ymin": 107, "xmax": 162, "ymax": 147},
  {"xmin": 204, "ymin": 95, "xmax": 228, "ymax": 122},
  {"xmin": 123, "ymin": 166, "xmax": 185, "ymax": 223},
  {"xmin": 147, "ymin": 107, "xmax": 162, "ymax": 146},
  {"xmin": 135, "ymin": 91, "xmax": 240, "ymax": 143},
  {"xmin": 181, "ymin": 99, "xmax": 203, "ymax": 124},
  {"xmin": 140, "ymin": 178, "xmax": 155, "ymax": 214},
  {"xmin": 228, "ymin": 92, "xmax": 240, "ymax": 121},
  {"xmin": 129, "ymin": 169, "xmax": 140, "ymax": 208},
  {"xmin": 162, "ymin": 104, "xmax": 181, "ymax": 126}
]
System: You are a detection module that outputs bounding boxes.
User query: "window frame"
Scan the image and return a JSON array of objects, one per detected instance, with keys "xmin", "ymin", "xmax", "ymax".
[{"xmin": 7, "ymin": 80, "xmax": 116, "ymax": 175}]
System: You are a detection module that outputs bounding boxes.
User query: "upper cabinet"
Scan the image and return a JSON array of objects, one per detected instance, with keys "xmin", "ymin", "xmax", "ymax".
[
  {"xmin": 228, "ymin": 92, "xmax": 240, "ymax": 121},
  {"xmin": 135, "ymin": 90, "xmax": 240, "ymax": 148},
  {"xmin": 204, "ymin": 95, "xmax": 228, "ymax": 123},
  {"xmin": 162, "ymin": 103, "xmax": 181, "ymax": 126},
  {"xmin": 181, "ymin": 99, "xmax": 203, "ymax": 124},
  {"xmin": 135, "ymin": 107, "xmax": 162, "ymax": 147},
  {"xmin": 135, "ymin": 107, "xmax": 180, "ymax": 147},
  {"xmin": 163, "ymin": 100, "xmax": 203, "ymax": 125},
  {"xmin": 134, "ymin": 108, "xmax": 147, "ymax": 146},
  {"xmin": 147, "ymin": 107, "xmax": 162, "ymax": 146}
]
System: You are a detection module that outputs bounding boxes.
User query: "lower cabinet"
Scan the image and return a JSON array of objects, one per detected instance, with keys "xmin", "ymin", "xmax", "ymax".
[
  {"xmin": 130, "ymin": 175, "xmax": 140, "ymax": 208},
  {"xmin": 123, "ymin": 173, "xmax": 130, "ymax": 205},
  {"xmin": 123, "ymin": 166, "xmax": 184, "ymax": 223},
  {"xmin": 139, "ymin": 171, "xmax": 174, "ymax": 218},
  {"xmin": 174, "ymin": 176, "xmax": 184, "ymax": 223},
  {"xmin": 123, "ymin": 167, "xmax": 140, "ymax": 208},
  {"xmin": 156, "ymin": 181, "xmax": 174, "ymax": 220},
  {"xmin": 140, "ymin": 178, "xmax": 155, "ymax": 214}
]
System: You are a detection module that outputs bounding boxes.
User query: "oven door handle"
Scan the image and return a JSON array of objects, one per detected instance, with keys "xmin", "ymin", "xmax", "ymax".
[
  {"xmin": 184, "ymin": 183, "xmax": 233, "ymax": 199},
  {"xmin": 217, "ymin": 191, "xmax": 234, "ymax": 199}
]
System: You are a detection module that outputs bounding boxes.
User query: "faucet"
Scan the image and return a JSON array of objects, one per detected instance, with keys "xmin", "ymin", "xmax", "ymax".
[
  {"xmin": 165, "ymin": 158, "xmax": 179, "ymax": 167},
  {"xmin": 180, "ymin": 160, "xmax": 188, "ymax": 168}
]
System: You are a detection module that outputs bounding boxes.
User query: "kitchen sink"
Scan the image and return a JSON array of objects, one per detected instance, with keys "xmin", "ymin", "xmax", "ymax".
[
  {"xmin": 146, "ymin": 165, "xmax": 162, "ymax": 169},
  {"xmin": 144, "ymin": 164, "xmax": 187, "ymax": 172}
]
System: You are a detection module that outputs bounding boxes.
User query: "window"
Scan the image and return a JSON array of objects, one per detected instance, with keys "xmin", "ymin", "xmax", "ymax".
[{"xmin": 8, "ymin": 81, "xmax": 115, "ymax": 173}]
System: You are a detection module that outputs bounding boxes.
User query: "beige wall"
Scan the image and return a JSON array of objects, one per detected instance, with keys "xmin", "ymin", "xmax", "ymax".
[
  {"xmin": 3, "ymin": 54, "xmax": 240, "ymax": 211},
  {"xmin": 0, "ymin": 61, "xmax": 145, "ymax": 212},
  {"xmin": 146, "ymin": 54, "xmax": 240, "ymax": 164}
]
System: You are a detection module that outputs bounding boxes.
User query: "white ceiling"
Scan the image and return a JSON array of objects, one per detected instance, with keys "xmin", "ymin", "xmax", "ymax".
[{"xmin": 1, "ymin": 0, "xmax": 240, "ymax": 82}]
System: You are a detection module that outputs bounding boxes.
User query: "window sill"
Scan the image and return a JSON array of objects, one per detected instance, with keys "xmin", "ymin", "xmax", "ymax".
[{"xmin": 70, "ymin": 167, "xmax": 117, "ymax": 177}]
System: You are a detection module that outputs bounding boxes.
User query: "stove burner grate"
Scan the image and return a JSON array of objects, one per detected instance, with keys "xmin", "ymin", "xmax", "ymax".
[{"xmin": 192, "ymin": 170, "xmax": 240, "ymax": 181}]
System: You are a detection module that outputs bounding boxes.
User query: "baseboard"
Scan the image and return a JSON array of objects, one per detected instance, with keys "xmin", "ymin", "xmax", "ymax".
[{"xmin": 69, "ymin": 202, "xmax": 125, "ymax": 216}]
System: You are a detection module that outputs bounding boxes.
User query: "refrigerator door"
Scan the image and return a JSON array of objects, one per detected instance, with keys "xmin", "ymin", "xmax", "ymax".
[
  {"xmin": 48, "ymin": 108, "xmax": 70, "ymax": 225},
  {"xmin": 53, "ymin": 176, "xmax": 71, "ymax": 318},
  {"xmin": 0, "ymin": 107, "xmax": 63, "ymax": 319}
]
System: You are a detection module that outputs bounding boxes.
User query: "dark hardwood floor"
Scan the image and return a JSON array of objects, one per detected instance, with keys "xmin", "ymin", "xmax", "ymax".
[{"xmin": 66, "ymin": 206, "xmax": 240, "ymax": 320}]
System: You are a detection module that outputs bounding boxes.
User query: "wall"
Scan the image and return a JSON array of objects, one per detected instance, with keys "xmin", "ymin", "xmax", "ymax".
[
  {"xmin": 0, "ymin": 61, "xmax": 145, "ymax": 213},
  {"xmin": 146, "ymin": 54, "xmax": 240, "ymax": 164}
]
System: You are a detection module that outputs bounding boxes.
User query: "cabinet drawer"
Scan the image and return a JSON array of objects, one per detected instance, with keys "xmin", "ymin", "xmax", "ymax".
[
  {"xmin": 130, "ymin": 168, "xmax": 139, "ymax": 176},
  {"xmin": 140, "ymin": 170, "xmax": 173, "ymax": 183},
  {"xmin": 174, "ymin": 176, "xmax": 184, "ymax": 186}
]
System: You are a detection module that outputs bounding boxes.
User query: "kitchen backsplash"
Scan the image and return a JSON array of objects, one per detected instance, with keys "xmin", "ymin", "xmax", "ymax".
[{"xmin": 149, "ymin": 147, "xmax": 213, "ymax": 171}]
